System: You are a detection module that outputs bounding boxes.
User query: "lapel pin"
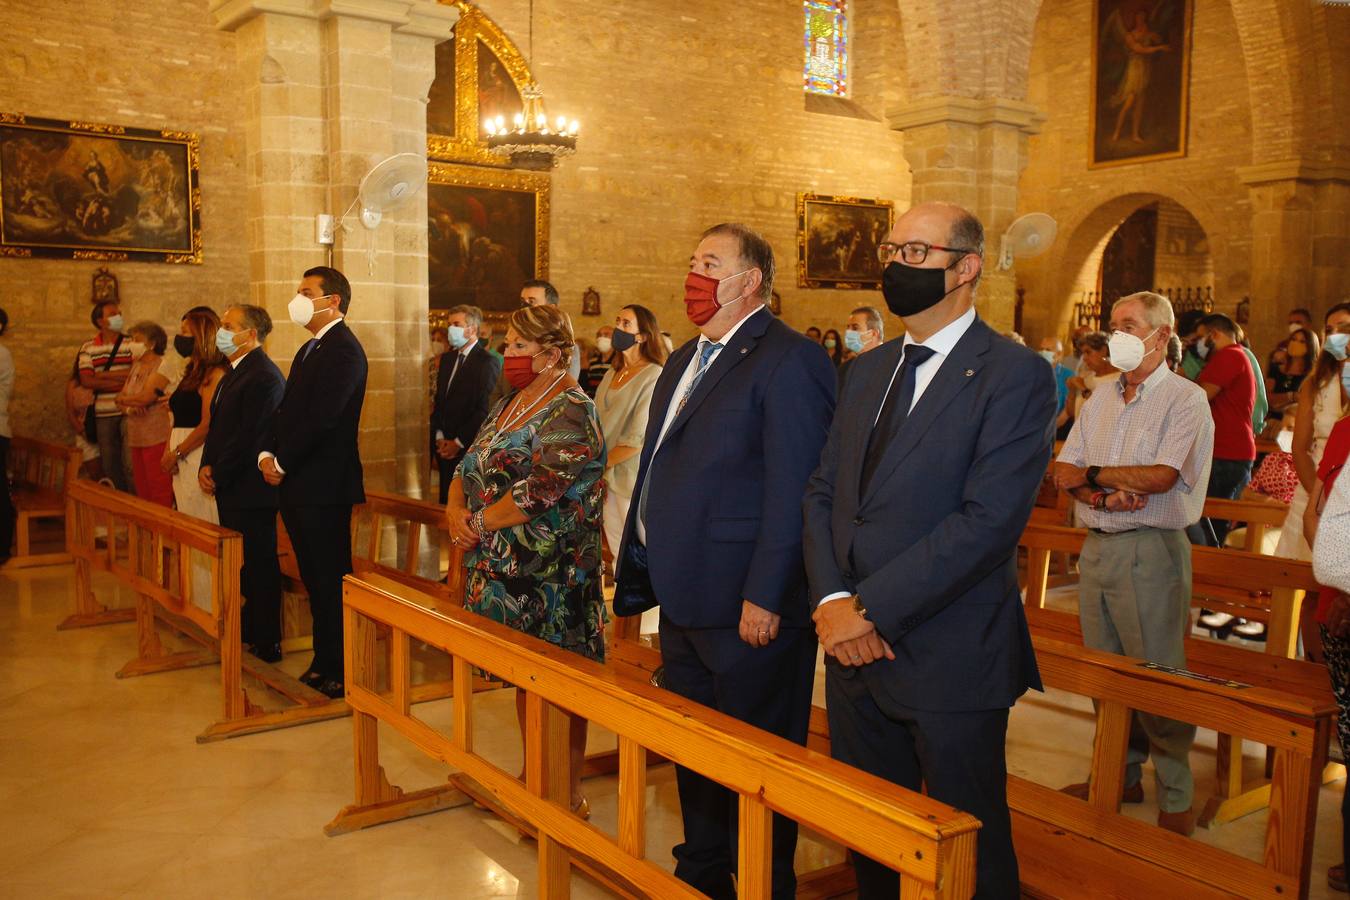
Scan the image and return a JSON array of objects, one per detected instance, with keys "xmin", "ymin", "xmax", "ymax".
[
  {"xmin": 965, "ymin": 369, "xmax": 974, "ymax": 377},
  {"xmin": 740, "ymin": 347, "xmax": 748, "ymax": 355}
]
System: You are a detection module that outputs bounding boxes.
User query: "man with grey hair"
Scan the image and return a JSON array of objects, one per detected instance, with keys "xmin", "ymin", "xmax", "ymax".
[
  {"xmin": 1053, "ymin": 290, "xmax": 1214, "ymax": 837},
  {"xmin": 431, "ymin": 303, "xmax": 500, "ymax": 503},
  {"xmin": 844, "ymin": 305, "xmax": 884, "ymax": 356}
]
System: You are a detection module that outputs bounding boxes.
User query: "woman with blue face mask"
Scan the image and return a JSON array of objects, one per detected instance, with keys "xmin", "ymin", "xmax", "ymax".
[{"xmin": 1274, "ymin": 302, "xmax": 1350, "ymax": 561}]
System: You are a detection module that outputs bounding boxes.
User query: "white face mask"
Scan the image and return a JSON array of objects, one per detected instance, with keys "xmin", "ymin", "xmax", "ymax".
[
  {"xmin": 596, "ymin": 337, "xmax": 612, "ymax": 355},
  {"xmin": 1288, "ymin": 322, "xmax": 1303, "ymax": 334},
  {"xmin": 1107, "ymin": 328, "xmax": 1159, "ymax": 373},
  {"xmin": 1276, "ymin": 428, "xmax": 1294, "ymax": 453},
  {"xmin": 288, "ymin": 293, "xmax": 322, "ymax": 327}
]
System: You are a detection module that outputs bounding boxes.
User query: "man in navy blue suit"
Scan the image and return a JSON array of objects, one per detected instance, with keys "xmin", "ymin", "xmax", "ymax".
[
  {"xmin": 615, "ymin": 223, "xmax": 835, "ymax": 899},
  {"xmin": 803, "ymin": 201, "xmax": 1055, "ymax": 899}
]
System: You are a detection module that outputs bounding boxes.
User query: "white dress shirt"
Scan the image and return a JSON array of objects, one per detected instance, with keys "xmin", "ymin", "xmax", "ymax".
[
  {"xmin": 1314, "ymin": 473, "xmax": 1350, "ymax": 594},
  {"xmin": 636, "ymin": 305, "xmax": 764, "ymax": 545},
  {"xmin": 259, "ymin": 317, "xmax": 345, "ymax": 474},
  {"xmin": 818, "ymin": 306, "xmax": 976, "ymax": 606}
]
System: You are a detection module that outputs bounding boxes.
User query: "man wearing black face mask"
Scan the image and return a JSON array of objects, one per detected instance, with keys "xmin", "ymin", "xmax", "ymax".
[{"xmin": 803, "ymin": 201, "xmax": 1055, "ymax": 899}]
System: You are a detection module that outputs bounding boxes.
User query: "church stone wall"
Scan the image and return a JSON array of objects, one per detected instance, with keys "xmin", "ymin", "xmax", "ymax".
[
  {"xmin": 468, "ymin": 0, "xmax": 912, "ymax": 347},
  {"xmin": 0, "ymin": 0, "xmax": 250, "ymax": 445}
]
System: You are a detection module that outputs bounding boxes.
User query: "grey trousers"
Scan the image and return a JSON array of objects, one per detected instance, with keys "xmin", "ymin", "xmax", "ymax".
[
  {"xmin": 94, "ymin": 414, "xmax": 133, "ymax": 494},
  {"xmin": 1078, "ymin": 527, "xmax": 1197, "ymax": 813}
]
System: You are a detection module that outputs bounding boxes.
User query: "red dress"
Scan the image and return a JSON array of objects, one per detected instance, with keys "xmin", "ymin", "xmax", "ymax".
[{"xmin": 1314, "ymin": 417, "xmax": 1350, "ymax": 622}]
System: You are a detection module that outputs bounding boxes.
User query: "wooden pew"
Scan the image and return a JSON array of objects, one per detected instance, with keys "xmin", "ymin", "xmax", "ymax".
[
  {"xmin": 330, "ymin": 576, "xmax": 981, "ymax": 900},
  {"xmin": 61, "ymin": 481, "xmax": 465, "ymax": 742},
  {"xmin": 7, "ymin": 436, "xmax": 80, "ymax": 568}
]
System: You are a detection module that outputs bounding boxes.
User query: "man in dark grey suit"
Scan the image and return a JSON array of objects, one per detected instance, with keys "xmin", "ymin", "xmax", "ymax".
[{"xmin": 803, "ymin": 201, "xmax": 1056, "ymax": 899}]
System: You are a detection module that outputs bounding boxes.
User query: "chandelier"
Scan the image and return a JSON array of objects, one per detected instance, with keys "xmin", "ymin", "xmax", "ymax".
[{"xmin": 481, "ymin": 1, "xmax": 578, "ymax": 171}]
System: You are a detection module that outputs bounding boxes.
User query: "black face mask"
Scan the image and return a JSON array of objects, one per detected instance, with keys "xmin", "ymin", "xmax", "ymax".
[
  {"xmin": 880, "ymin": 260, "xmax": 965, "ymax": 318},
  {"xmin": 610, "ymin": 328, "xmax": 638, "ymax": 353},
  {"xmin": 173, "ymin": 334, "xmax": 195, "ymax": 358}
]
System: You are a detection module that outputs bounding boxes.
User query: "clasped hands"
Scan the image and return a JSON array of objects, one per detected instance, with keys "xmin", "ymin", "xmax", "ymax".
[
  {"xmin": 260, "ymin": 456, "xmax": 285, "ymax": 486},
  {"xmin": 1052, "ymin": 463, "xmax": 1148, "ymax": 512},
  {"xmin": 812, "ymin": 598, "xmax": 895, "ymax": 668}
]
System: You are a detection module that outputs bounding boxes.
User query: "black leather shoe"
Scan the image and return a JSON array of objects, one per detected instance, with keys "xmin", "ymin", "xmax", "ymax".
[
  {"xmin": 250, "ymin": 643, "xmax": 283, "ymax": 664},
  {"xmin": 299, "ymin": 668, "xmax": 325, "ymax": 688},
  {"xmin": 316, "ymin": 678, "xmax": 346, "ymax": 699}
]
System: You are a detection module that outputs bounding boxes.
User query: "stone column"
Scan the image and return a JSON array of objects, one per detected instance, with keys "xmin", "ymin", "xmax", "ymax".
[
  {"xmin": 211, "ymin": 0, "xmax": 457, "ymax": 496},
  {"xmin": 1238, "ymin": 159, "xmax": 1350, "ymax": 352},
  {"xmin": 888, "ymin": 97, "xmax": 1044, "ymax": 333}
]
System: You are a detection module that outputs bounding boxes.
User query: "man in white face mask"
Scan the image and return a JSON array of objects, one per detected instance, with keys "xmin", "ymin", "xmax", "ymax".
[
  {"xmin": 258, "ymin": 266, "xmax": 368, "ymax": 699},
  {"xmin": 1052, "ymin": 291, "xmax": 1214, "ymax": 837}
]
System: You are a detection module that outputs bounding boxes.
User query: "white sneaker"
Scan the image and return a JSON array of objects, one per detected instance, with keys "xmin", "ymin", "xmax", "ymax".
[
  {"xmin": 1199, "ymin": 611, "xmax": 1235, "ymax": 628},
  {"xmin": 1233, "ymin": 620, "xmax": 1267, "ymax": 640}
]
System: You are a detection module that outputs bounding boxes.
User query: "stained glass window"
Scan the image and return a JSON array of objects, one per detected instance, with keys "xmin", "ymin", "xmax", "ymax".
[{"xmin": 804, "ymin": 0, "xmax": 848, "ymax": 96}]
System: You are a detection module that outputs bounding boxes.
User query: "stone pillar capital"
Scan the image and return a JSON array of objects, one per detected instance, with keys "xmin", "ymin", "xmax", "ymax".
[
  {"xmin": 1236, "ymin": 157, "xmax": 1350, "ymax": 188},
  {"xmin": 210, "ymin": 0, "xmax": 457, "ymax": 39},
  {"xmin": 887, "ymin": 96, "xmax": 1045, "ymax": 138}
]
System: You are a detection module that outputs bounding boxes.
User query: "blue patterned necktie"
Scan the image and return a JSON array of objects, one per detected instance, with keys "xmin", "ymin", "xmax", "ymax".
[{"xmin": 676, "ymin": 340, "xmax": 722, "ymax": 415}]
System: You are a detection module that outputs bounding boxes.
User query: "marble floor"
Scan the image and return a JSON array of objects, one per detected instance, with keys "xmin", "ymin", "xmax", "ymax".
[{"xmin": 0, "ymin": 564, "xmax": 1344, "ymax": 899}]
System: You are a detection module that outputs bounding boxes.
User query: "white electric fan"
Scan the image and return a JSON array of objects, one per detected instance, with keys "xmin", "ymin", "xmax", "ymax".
[
  {"xmin": 998, "ymin": 213, "xmax": 1058, "ymax": 270},
  {"xmin": 321, "ymin": 153, "xmax": 428, "ymax": 272}
]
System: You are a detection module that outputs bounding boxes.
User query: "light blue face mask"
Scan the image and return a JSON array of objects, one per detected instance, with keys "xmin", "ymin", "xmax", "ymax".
[
  {"xmin": 1342, "ymin": 365, "xmax": 1350, "ymax": 398},
  {"xmin": 1326, "ymin": 332, "xmax": 1349, "ymax": 361},
  {"xmin": 215, "ymin": 327, "xmax": 239, "ymax": 357},
  {"xmin": 844, "ymin": 330, "xmax": 865, "ymax": 354},
  {"xmin": 447, "ymin": 325, "xmax": 469, "ymax": 349},
  {"xmin": 1038, "ymin": 349, "xmax": 1056, "ymax": 364}
]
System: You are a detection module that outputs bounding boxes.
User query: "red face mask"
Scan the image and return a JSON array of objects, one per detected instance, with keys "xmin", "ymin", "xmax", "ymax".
[
  {"xmin": 503, "ymin": 351, "xmax": 542, "ymax": 390},
  {"xmin": 684, "ymin": 269, "xmax": 751, "ymax": 327}
]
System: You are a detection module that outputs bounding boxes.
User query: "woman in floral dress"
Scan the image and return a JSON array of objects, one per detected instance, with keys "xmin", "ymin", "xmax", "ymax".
[{"xmin": 446, "ymin": 303, "xmax": 606, "ymax": 817}]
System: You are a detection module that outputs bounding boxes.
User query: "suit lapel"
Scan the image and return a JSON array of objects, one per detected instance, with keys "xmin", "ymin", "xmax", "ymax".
[
  {"xmin": 845, "ymin": 340, "xmax": 906, "ymax": 493},
  {"xmin": 659, "ymin": 307, "xmax": 770, "ymax": 445},
  {"xmin": 860, "ymin": 319, "xmax": 992, "ymax": 504}
]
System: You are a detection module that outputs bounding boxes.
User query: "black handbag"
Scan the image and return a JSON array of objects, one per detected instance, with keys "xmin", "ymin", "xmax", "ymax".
[{"xmin": 83, "ymin": 335, "xmax": 123, "ymax": 443}]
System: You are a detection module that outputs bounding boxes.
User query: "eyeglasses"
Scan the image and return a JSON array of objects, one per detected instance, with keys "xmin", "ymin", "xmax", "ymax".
[{"xmin": 876, "ymin": 241, "xmax": 975, "ymax": 265}]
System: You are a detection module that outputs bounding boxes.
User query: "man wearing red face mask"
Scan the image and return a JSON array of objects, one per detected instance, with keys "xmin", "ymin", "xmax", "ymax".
[{"xmin": 614, "ymin": 223, "xmax": 835, "ymax": 900}]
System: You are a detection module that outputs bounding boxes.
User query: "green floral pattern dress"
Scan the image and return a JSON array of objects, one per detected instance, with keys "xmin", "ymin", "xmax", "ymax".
[{"xmin": 455, "ymin": 387, "xmax": 608, "ymax": 661}]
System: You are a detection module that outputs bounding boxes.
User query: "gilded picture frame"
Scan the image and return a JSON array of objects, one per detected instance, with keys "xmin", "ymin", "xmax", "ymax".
[
  {"xmin": 797, "ymin": 192, "xmax": 893, "ymax": 289},
  {"xmin": 1089, "ymin": 0, "xmax": 1192, "ymax": 168},
  {"xmin": 426, "ymin": 1, "xmax": 533, "ymax": 167},
  {"xmin": 0, "ymin": 112, "xmax": 201, "ymax": 263},
  {"xmin": 427, "ymin": 161, "xmax": 549, "ymax": 316}
]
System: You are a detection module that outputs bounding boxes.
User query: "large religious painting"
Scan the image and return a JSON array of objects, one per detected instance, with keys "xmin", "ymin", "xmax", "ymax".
[
  {"xmin": 796, "ymin": 192, "xmax": 893, "ymax": 289},
  {"xmin": 0, "ymin": 114, "xmax": 201, "ymax": 263},
  {"xmin": 1090, "ymin": 0, "xmax": 1192, "ymax": 168},
  {"xmin": 427, "ymin": 162, "xmax": 548, "ymax": 317}
]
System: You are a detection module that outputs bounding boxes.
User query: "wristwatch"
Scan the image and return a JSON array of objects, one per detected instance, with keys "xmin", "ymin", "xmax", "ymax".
[
  {"xmin": 852, "ymin": 595, "xmax": 868, "ymax": 620},
  {"xmin": 1085, "ymin": 465, "xmax": 1103, "ymax": 491}
]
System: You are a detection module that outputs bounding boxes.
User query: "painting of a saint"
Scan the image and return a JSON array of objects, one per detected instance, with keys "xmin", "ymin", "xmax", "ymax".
[
  {"xmin": 1091, "ymin": 0, "xmax": 1191, "ymax": 167},
  {"xmin": 797, "ymin": 193, "xmax": 893, "ymax": 289},
  {"xmin": 428, "ymin": 177, "xmax": 542, "ymax": 314},
  {"xmin": 476, "ymin": 40, "xmax": 522, "ymax": 139},
  {"xmin": 0, "ymin": 115, "xmax": 200, "ymax": 262}
]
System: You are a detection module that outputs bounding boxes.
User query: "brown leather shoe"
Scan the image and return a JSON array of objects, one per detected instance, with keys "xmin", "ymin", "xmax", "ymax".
[
  {"xmin": 1329, "ymin": 863, "xmax": 1347, "ymax": 893},
  {"xmin": 1157, "ymin": 808, "xmax": 1195, "ymax": 837},
  {"xmin": 1059, "ymin": 781, "xmax": 1144, "ymax": 804}
]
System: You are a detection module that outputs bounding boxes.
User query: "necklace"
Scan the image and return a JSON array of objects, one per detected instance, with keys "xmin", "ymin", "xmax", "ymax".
[
  {"xmin": 496, "ymin": 371, "xmax": 566, "ymax": 437},
  {"xmin": 610, "ymin": 360, "xmax": 646, "ymax": 389}
]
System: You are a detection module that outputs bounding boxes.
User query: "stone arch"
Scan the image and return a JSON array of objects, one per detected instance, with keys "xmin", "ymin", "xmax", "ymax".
[
  {"xmin": 1039, "ymin": 185, "xmax": 1238, "ymax": 335},
  {"xmin": 893, "ymin": 0, "xmax": 1043, "ymax": 100},
  {"xmin": 1227, "ymin": 0, "xmax": 1315, "ymax": 164}
]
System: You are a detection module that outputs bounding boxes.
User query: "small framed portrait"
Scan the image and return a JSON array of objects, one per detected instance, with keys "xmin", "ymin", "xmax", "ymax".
[
  {"xmin": 769, "ymin": 290, "xmax": 782, "ymax": 316},
  {"xmin": 797, "ymin": 192, "xmax": 894, "ymax": 289},
  {"xmin": 582, "ymin": 287, "xmax": 601, "ymax": 316}
]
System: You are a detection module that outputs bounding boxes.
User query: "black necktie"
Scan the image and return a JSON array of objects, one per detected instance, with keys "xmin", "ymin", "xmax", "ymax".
[
  {"xmin": 442, "ymin": 352, "xmax": 463, "ymax": 396},
  {"xmin": 859, "ymin": 344, "xmax": 936, "ymax": 494}
]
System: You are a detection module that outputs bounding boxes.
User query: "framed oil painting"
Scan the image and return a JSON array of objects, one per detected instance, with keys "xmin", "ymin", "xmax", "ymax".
[
  {"xmin": 797, "ymin": 192, "xmax": 893, "ymax": 289},
  {"xmin": 0, "ymin": 113, "xmax": 201, "ymax": 263},
  {"xmin": 427, "ymin": 162, "xmax": 549, "ymax": 316},
  {"xmin": 1089, "ymin": 0, "xmax": 1192, "ymax": 168}
]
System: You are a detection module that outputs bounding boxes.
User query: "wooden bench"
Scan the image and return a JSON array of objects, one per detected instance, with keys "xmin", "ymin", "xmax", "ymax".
[
  {"xmin": 7, "ymin": 436, "xmax": 80, "ymax": 567},
  {"xmin": 331, "ymin": 575, "xmax": 981, "ymax": 900},
  {"xmin": 60, "ymin": 481, "xmax": 464, "ymax": 742}
]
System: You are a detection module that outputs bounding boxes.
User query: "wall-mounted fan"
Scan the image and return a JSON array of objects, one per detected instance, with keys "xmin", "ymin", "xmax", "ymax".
[
  {"xmin": 998, "ymin": 213, "xmax": 1058, "ymax": 270},
  {"xmin": 317, "ymin": 152, "xmax": 428, "ymax": 272}
]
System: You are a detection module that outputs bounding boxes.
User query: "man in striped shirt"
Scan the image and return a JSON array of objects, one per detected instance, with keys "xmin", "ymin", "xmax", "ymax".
[
  {"xmin": 1053, "ymin": 290, "xmax": 1214, "ymax": 838},
  {"xmin": 77, "ymin": 301, "xmax": 135, "ymax": 492}
]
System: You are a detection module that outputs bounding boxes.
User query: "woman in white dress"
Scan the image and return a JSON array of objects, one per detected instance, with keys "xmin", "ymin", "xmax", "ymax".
[
  {"xmin": 1065, "ymin": 331, "xmax": 1119, "ymax": 422},
  {"xmin": 163, "ymin": 308, "xmax": 228, "ymax": 524},
  {"xmin": 593, "ymin": 304, "xmax": 667, "ymax": 633},
  {"xmin": 1276, "ymin": 303, "xmax": 1350, "ymax": 559}
]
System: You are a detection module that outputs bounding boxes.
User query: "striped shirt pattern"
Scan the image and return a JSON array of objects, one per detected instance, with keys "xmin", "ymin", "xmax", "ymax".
[
  {"xmin": 78, "ymin": 335, "xmax": 135, "ymax": 417},
  {"xmin": 1058, "ymin": 363, "xmax": 1214, "ymax": 532}
]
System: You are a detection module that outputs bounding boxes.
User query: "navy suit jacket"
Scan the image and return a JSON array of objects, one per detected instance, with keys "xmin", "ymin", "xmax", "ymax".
[
  {"xmin": 263, "ymin": 320, "xmax": 368, "ymax": 508},
  {"xmin": 615, "ymin": 307, "xmax": 836, "ymax": 630},
  {"xmin": 430, "ymin": 341, "xmax": 499, "ymax": 450},
  {"xmin": 802, "ymin": 316, "xmax": 1055, "ymax": 712},
  {"xmin": 201, "ymin": 348, "xmax": 285, "ymax": 510}
]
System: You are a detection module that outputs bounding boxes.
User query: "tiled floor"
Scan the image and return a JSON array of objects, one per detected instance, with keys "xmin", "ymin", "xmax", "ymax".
[{"xmin": 0, "ymin": 565, "xmax": 1344, "ymax": 898}]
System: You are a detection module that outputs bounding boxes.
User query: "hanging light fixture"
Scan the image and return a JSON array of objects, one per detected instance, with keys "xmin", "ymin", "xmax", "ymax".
[{"xmin": 482, "ymin": 0, "xmax": 577, "ymax": 171}]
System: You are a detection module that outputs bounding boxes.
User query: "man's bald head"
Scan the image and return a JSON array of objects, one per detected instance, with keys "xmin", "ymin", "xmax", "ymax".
[{"xmin": 885, "ymin": 201, "xmax": 985, "ymax": 290}]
